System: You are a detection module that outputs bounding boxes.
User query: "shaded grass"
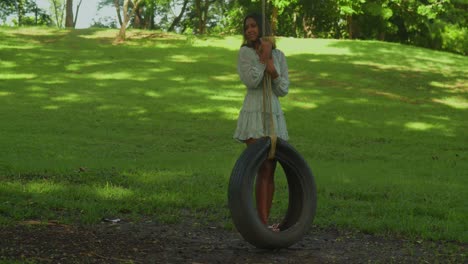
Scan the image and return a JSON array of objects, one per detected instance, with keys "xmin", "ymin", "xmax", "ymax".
[{"xmin": 0, "ymin": 27, "xmax": 467, "ymax": 243}]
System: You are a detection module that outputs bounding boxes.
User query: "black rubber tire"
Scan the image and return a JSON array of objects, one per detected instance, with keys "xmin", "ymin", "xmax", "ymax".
[{"xmin": 228, "ymin": 137, "xmax": 317, "ymax": 249}]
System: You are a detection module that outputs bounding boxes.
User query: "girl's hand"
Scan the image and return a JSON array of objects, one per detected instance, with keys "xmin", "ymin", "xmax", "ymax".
[
  {"xmin": 257, "ymin": 40, "xmax": 272, "ymax": 64},
  {"xmin": 265, "ymin": 58, "xmax": 279, "ymax": 79}
]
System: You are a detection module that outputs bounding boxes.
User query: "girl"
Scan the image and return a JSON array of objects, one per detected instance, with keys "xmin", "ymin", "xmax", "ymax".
[{"xmin": 233, "ymin": 13, "xmax": 290, "ymax": 231}]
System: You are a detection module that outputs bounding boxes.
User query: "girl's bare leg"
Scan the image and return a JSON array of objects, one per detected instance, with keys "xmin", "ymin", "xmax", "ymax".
[{"xmin": 245, "ymin": 138, "xmax": 277, "ymax": 225}]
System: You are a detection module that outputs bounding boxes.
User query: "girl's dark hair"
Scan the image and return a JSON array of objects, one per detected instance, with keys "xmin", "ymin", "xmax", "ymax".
[{"xmin": 241, "ymin": 13, "xmax": 276, "ymax": 49}]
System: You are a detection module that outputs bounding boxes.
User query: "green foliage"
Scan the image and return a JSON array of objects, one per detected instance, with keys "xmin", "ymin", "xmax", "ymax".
[
  {"xmin": 441, "ymin": 23, "xmax": 468, "ymax": 55},
  {"xmin": 4, "ymin": 0, "xmax": 465, "ymax": 54},
  {"xmin": 90, "ymin": 16, "xmax": 118, "ymax": 28},
  {"xmin": 0, "ymin": 0, "xmax": 16, "ymax": 22}
]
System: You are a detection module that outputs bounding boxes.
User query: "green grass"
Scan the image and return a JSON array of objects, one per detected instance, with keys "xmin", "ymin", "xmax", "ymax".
[{"xmin": 0, "ymin": 27, "xmax": 467, "ymax": 243}]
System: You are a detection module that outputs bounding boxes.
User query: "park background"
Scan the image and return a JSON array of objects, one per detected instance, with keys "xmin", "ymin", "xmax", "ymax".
[{"xmin": 0, "ymin": 0, "xmax": 467, "ymax": 262}]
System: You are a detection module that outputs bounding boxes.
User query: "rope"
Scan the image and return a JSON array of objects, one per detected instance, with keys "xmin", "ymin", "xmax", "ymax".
[
  {"xmin": 263, "ymin": 74, "xmax": 277, "ymax": 160},
  {"xmin": 261, "ymin": 0, "xmax": 277, "ymax": 160}
]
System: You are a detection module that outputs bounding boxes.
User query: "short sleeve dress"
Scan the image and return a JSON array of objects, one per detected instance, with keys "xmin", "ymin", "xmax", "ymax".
[{"xmin": 233, "ymin": 46, "xmax": 289, "ymax": 142}]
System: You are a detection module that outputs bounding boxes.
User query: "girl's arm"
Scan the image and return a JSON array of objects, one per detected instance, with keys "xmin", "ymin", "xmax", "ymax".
[
  {"xmin": 237, "ymin": 47, "xmax": 266, "ymax": 89},
  {"xmin": 271, "ymin": 50, "xmax": 289, "ymax": 97}
]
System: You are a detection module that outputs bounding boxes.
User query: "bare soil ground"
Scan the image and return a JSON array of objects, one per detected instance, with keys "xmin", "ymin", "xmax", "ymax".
[{"xmin": 0, "ymin": 220, "xmax": 465, "ymax": 264}]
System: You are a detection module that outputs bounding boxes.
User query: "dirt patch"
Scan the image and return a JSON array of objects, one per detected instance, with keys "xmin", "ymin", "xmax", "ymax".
[{"xmin": 0, "ymin": 220, "xmax": 465, "ymax": 263}]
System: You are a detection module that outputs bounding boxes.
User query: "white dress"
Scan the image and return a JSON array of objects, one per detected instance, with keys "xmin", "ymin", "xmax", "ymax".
[{"xmin": 233, "ymin": 46, "xmax": 289, "ymax": 142}]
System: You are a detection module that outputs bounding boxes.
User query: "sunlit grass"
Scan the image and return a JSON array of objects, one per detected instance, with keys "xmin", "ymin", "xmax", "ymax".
[
  {"xmin": 0, "ymin": 27, "xmax": 467, "ymax": 243},
  {"xmin": 433, "ymin": 96, "xmax": 468, "ymax": 109}
]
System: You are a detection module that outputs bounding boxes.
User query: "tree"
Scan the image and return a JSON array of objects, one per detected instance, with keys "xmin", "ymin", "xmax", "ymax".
[
  {"xmin": 168, "ymin": 0, "xmax": 190, "ymax": 32},
  {"xmin": 337, "ymin": 0, "xmax": 366, "ymax": 39},
  {"xmin": 194, "ymin": 0, "xmax": 214, "ymax": 34},
  {"xmin": 0, "ymin": 0, "xmax": 19, "ymax": 24},
  {"xmin": 270, "ymin": 0, "xmax": 298, "ymax": 35},
  {"xmin": 65, "ymin": 0, "xmax": 73, "ymax": 27},
  {"xmin": 73, "ymin": 0, "xmax": 82, "ymax": 27},
  {"xmin": 115, "ymin": 0, "xmax": 142, "ymax": 42},
  {"xmin": 50, "ymin": 0, "xmax": 65, "ymax": 28}
]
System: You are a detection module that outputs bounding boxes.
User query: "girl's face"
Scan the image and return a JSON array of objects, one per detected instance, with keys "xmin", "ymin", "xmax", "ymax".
[{"xmin": 244, "ymin": 17, "xmax": 259, "ymax": 42}]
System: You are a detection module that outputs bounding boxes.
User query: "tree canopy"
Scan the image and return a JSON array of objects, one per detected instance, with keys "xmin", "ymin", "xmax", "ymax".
[{"xmin": 1, "ymin": 0, "xmax": 466, "ymax": 54}]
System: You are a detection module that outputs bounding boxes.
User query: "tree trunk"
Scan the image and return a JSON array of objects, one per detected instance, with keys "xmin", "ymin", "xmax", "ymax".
[
  {"xmin": 116, "ymin": 0, "xmax": 141, "ymax": 42},
  {"xmin": 201, "ymin": 0, "xmax": 209, "ymax": 34},
  {"xmin": 114, "ymin": 0, "xmax": 123, "ymax": 27},
  {"xmin": 73, "ymin": 0, "xmax": 83, "ymax": 27},
  {"xmin": 302, "ymin": 15, "xmax": 314, "ymax": 38},
  {"xmin": 134, "ymin": 5, "xmax": 142, "ymax": 28},
  {"xmin": 51, "ymin": 0, "xmax": 63, "ymax": 28},
  {"xmin": 195, "ymin": 0, "xmax": 201, "ymax": 33},
  {"xmin": 194, "ymin": 0, "xmax": 210, "ymax": 34},
  {"xmin": 168, "ymin": 0, "xmax": 189, "ymax": 32},
  {"xmin": 65, "ymin": 0, "xmax": 74, "ymax": 28},
  {"xmin": 117, "ymin": 0, "xmax": 131, "ymax": 41},
  {"xmin": 347, "ymin": 15, "xmax": 353, "ymax": 39},
  {"xmin": 17, "ymin": 0, "xmax": 24, "ymax": 26},
  {"xmin": 271, "ymin": 6, "xmax": 278, "ymax": 35}
]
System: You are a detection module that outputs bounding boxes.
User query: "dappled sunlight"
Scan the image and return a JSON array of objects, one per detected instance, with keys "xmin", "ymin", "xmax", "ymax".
[
  {"xmin": 433, "ymin": 96, "xmax": 468, "ymax": 110},
  {"xmin": 328, "ymin": 40, "xmax": 467, "ymax": 77},
  {"xmin": 144, "ymin": 59, "xmax": 161, "ymax": 64},
  {"xmin": 0, "ymin": 91, "xmax": 13, "ymax": 97},
  {"xmin": 404, "ymin": 121, "xmax": 433, "ymax": 130},
  {"xmin": 0, "ymin": 60, "xmax": 16, "ymax": 68},
  {"xmin": 170, "ymin": 54, "xmax": 198, "ymax": 63},
  {"xmin": 169, "ymin": 76, "xmax": 186, "ymax": 82},
  {"xmin": 404, "ymin": 122, "xmax": 452, "ymax": 135},
  {"xmin": 0, "ymin": 43, "xmax": 40, "ymax": 49},
  {"xmin": 361, "ymin": 89, "xmax": 419, "ymax": 105},
  {"xmin": 94, "ymin": 184, "xmax": 134, "ymax": 200},
  {"xmin": 0, "ymin": 73, "xmax": 36, "ymax": 80},
  {"xmin": 208, "ymin": 94, "xmax": 243, "ymax": 102},
  {"xmin": 352, "ymin": 61, "xmax": 416, "ymax": 71},
  {"xmin": 192, "ymin": 36, "xmax": 242, "ymax": 51},
  {"xmin": 27, "ymin": 86, "xmax": 48, "ymax": 92},
  {"xmin": 423, "ymin": 115, "xmax": 450, "ymax": 121},
  {"xmin": 336, "ymin": 116, "xmax": 366, "ymax": 126},
  {"xmin": 66, "ymin": 61, "xmax": 104, "ymax": 71},
  {"xmin": 279, "ymin": 38, "xmax": 353, "ymax": 56},
  {"xmin": 188, "ymin": 106, "xmax": 239, "ymax": 119},
  {"xmin": 149, "ymin": 67, "xmax": 172, "ymax": 73},
  {"xmin": 88, "ymin": 72, "xmax": 149, "ymax": 81},
  {"xmin": 128, "ymin": 106, "xmax": 148, "ymax": 116},
  {"xmin": 51, "ymin": 93, "xmax": 84, "ymax": 103},
  {"xmin": 430, "ymin": 80, "xmax": 468, "ymax": 94},
  {"xmin": 28, "ymin": 93, "xmax": 47, "ymax": 98},
  {"xmin": 144, "ymin": 91, "xmax": 161, "ymax": 98},
  {"xmin": 42, "ymin": 105, "xmax": 60, "ymax": 110},
  {"xmin": 289, "ymin": 100, "xmax": 318, "ymax": 110},
  {"xmin": 41, "ymin": 79, "xmax": 67, "ymax": 85},
  {"xmin": 9, "ymin": 27, "xmax": 65, "ymax": 36},
  {"xmin": 96, "ymin": 104, "xmax": 122, "ymax": 111},
  {"xmin": 77, "ymin": 29, "xmax": 119, "ymax": 39},
  {"xmin": 210, "ymin": 74, "xmax": 238, "ymax": 82},
  {"xmin": 125, "ymin": 30, "xmax": 186, "ymax": 43}
]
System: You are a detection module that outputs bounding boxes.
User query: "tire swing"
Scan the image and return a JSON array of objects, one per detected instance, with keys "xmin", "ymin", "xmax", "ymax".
[
  {"xmin": 228, "ymin": 1, "xmax": 317, "ymax": 248},
  {"xmin": 228, "ymin": 137, "xmax": 317, "ymax": 249}
]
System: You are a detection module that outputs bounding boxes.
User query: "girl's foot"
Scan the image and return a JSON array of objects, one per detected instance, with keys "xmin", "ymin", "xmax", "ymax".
[{"xmin": 268, "ymin": 223, "xmax": 280, "ymax": 232}]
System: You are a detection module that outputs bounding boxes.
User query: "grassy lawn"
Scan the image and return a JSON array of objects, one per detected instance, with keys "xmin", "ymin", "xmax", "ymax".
[{"xmin": 0, "ymin": 27, "xmax": 467, "ymax": 243}]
